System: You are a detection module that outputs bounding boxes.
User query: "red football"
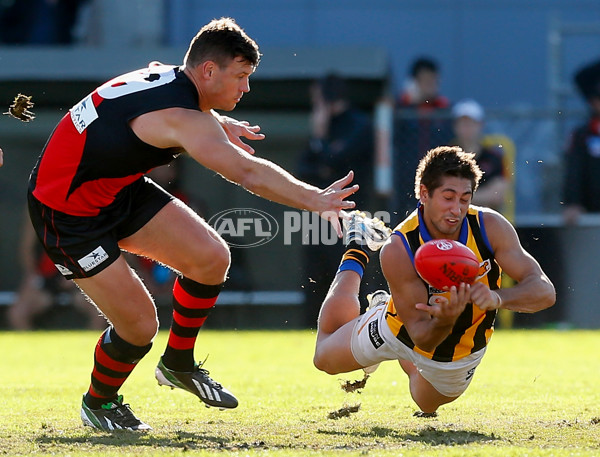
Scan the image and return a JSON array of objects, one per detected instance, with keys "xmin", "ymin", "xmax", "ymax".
[{"xmin": 414, "ymin": 239, "xmax": 479, "ymax": 290}]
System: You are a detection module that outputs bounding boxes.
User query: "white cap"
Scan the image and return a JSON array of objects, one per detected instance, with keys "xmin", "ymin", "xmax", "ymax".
[{"xmin": 452, "ymin": 99, "xmax": 485, "ymax": 122}]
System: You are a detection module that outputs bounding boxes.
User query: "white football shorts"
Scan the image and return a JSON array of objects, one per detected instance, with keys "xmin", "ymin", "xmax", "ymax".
[{"xmin": 350, "ymin": 302, "xmax": 486, "ymax": 397}]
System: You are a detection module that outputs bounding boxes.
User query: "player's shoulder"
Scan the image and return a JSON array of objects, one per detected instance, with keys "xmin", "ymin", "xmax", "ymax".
[
  {"xmin": 380, "ymin": 231, "xmax": 414, "ymax": 272},
  {"xmin": 157, "ymin": 106, "xmax": 215, "ymax": 127},
  {"xmin": 470, "ymin": 204, "xmax": 509, "ymax": 227},
  {"xmin": 473, "ymin": 204, "xmax": 505, "ymax": 218},
  {"xmin": 471, "ymin": 205, "xmax": 517, "ymax": 251}
]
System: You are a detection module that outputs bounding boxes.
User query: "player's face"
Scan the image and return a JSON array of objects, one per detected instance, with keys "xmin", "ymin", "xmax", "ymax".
[
  {"xmin": 420, "ymin": 176, "xmax": 473, "ymax": 239},
  {"xmin": 208, "ymin": 56, "xmax": 254, "ymax": 111}
]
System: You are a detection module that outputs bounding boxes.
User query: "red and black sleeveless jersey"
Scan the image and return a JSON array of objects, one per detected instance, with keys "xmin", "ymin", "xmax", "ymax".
[
  {"xmin": 29, "ymin": 64, "xmax": 199, "ymax": 216},
  {"xmin": 386, "ymin": 204, "xmax": 501, "ymax": 362}
]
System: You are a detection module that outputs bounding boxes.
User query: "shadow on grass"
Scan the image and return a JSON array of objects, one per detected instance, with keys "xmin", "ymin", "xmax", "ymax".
[
  {"xmin": 36, "ymin": 430, "xmax": 234, "ymax": 451},
  {"xmin": 401, "ymin": 426, "xmax": 497, "ymax": 445},
  {"xmin": 319, "ymin": 425, "xmax": 497, "ymax": 445}
]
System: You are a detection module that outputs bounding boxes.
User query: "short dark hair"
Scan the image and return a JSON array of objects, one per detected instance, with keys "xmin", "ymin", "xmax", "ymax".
[
  {"xmin": 410, "ymin": 57, "xmax": 439, "ymax": 77},
  {"xmin": 414, "ymin": 146, "xmax": 482, "ymax": 199},
  {"xmin": 184, "ymin": 17, "xmax": 261, "ymax": 69}
]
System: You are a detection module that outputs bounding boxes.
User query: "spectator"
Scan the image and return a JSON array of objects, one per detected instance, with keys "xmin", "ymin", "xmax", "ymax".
[
  {"xmin": 562, "ymin": 59, "xmax": 600, "ymax": 225},
  {"xmin": 8, "ymin": 210, "xmax": 106, "ymax": 330},
  {"xmin": 451, "ymin": 99, "xmax": 510, "ymax": 212},
  {"xmin": 392, "ymin": 56, "xmax": 453, "ymax": 222},
  {"xmin": 297, "ymin": 73, "xmax": 374, "ymax": 326}
]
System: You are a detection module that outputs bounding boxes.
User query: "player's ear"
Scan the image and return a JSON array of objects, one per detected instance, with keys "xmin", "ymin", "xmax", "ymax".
[
  {"xmin": 420, "ymin": 184, "xmax": 429, "ymax": 202},
  {"xmin": 201, "ymin": 61, "xmax": 216, "ymax": 79}
]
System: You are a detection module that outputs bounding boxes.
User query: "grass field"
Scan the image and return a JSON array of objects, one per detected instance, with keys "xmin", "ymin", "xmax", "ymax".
[{"xmin": 0, "ymin": 329, "xmax": 598, "ymax": 456}]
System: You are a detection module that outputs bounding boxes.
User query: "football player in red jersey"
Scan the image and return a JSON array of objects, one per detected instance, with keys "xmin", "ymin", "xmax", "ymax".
[{"xmin": 28, "ymin": 17, "xmax": 358, "ymax": 431}]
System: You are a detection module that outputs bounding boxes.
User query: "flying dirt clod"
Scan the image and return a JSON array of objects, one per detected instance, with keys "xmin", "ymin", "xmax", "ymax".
[{"xmin": 4, "ymin": 93, "xmax": 35, "ymax": 122}]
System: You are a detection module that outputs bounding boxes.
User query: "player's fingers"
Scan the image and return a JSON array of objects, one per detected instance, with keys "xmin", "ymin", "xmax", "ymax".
[
  {"xmin": 448, "ymin": 285, "xmax": 458, "ymax": 299},
  {"xmin": 469, "ymin": 283, "xmax": 491, "ymax": 309},
  {"xmin": 319, "ymin": 210, "xmax": 343, "ymax": 238},
  {"xmin": 445, "ymin": 285, "xmax": 465, "ymax": 315},
  {"xmin": 243, "ymin": 123, "xmax": 261, "ymax": 132},
  {"xmin": 456, "ymin": 282, "xmax": 470, "ymax": 303},
  {"xmin": 338, "ymin": 184, "xmax": 359, "ymax": 199},
  {"xmin": 241, "ymin": 126, "xmax": 265, "ymax": 140},
  {"xmin": 448, "ymin": 283, "xmax": 465, "ymax": 308},
  {"xmin": 415, "ymin": 302, "xmax": 437, "ymax": 316},
  {"xmin": 339, "ymin": 209, "xmax": 351, "ymax": 220},
  {"xmin": 330, "ymin": 216, "xmax": 343, "ymax": 238},
  {"xmin": 322, "ymin": 184, "xmax": 358, "ymax": 207},
  {"xmin": 330, "ymin": 170, "xmax": 354, "ymax": 190},
  {"xmin": 339, "ymin": 199, "xmax": 356, "ymax": 210},
  {"xmin": 231, "ymin": 138, "xmax": 255, "ymax": 155}
]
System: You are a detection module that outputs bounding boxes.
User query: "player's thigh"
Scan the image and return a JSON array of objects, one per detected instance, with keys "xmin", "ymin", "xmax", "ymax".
[
  {"xmin": 74, "ymin": 255, "xmax": 158, "ymax": 345},
  {"xmin": 314, "ymin": 318, "xmax": 362, "ymax": 374},
  {"xmin": 119, "ymin": 199, "xmax": 230, "ymax": 278},
  {"xmin": 409, "ymin": 373, "xmax": 458, "ymax": 411}
]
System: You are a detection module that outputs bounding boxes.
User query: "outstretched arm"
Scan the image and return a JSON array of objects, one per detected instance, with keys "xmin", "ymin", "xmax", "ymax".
[{"xmin": 131, "ymin": 108, "xmax": 358, "ymax": 236}]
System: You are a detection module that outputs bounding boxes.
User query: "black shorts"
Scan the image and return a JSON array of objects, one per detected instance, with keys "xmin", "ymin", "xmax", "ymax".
[{"xmin": 28, "ymin": 176, "xmax": 174, "ymax": 280}]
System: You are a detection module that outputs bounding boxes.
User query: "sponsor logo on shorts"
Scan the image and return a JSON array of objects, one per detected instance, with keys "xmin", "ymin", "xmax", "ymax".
[
  {"xmin": 368, "ymin": 320, "xmax": 384, "ymax": 349},
  {"xmin": 465, "ymin": 367, "xmax": 476, "ymax": 381},
  {"xmin": 55, "ymin": 264, "xmax": 73, "ymax": 276},
  {"xmin": 78, "ymin": 246, "xmax": 109, "ymax": 272}
]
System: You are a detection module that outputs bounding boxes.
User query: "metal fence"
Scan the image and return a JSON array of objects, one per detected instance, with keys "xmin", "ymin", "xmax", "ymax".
[{"xmin": 381, "ymin": 107, "xmax": 588, "ymax": 222}]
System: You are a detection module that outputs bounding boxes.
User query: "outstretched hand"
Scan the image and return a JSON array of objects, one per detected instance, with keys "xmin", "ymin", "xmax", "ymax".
[
  {"xmin": 0, "ymin": 147, "xmax": 3, "ymax": 167},
  {"xmin": 318, "ymin": 171, "xmax": 359, "ymax": 238},
  {"xmin": 216, "ymin": 114, "xmax": 265, "ymax": 154}
]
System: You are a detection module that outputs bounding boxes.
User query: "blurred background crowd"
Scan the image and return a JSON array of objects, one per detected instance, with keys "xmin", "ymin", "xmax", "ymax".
[{"xmin": 1, "ymin": 0, "xmax": 599, "ymax": 330}]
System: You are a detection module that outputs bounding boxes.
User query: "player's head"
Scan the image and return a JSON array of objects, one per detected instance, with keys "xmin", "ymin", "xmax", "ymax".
[
  {"xmin": 415, "ymin": 146, "xmax": 483, "ymax": 236},
  {"xmin": 185, "ymin": 18, "xmax": 261, "ymax": 111},
  {"xmin": 415, "ymin": 146, "xmax": 482, "ymax": 199},
  {"xmin": 184, "ymin": 17, "xmax": 261, "ymax": 70}
]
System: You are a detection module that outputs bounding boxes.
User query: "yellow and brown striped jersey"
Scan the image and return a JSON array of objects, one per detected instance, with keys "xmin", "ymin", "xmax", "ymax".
[{"xmin": 385, "ymin": 204, "xmax": 501, "ymax": 362}]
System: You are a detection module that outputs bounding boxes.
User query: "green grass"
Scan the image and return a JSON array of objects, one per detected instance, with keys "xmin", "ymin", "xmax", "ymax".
[{"xmin": 0, "ymin": 329, "xmax": 598, "ymax": 456}]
